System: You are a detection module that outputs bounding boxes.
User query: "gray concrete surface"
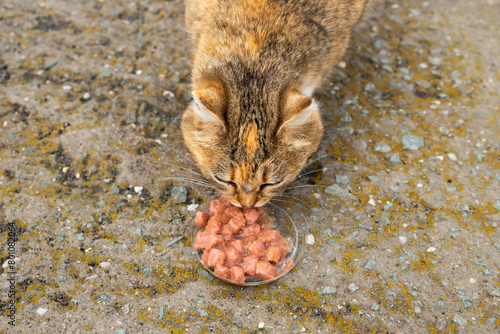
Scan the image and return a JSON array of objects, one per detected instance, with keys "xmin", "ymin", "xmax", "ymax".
[{"xmin": 1, "ymin": 0, "xmax": 499, "ymax": 333}]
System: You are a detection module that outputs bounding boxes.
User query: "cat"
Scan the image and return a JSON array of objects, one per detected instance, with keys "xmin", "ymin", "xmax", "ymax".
[{"xmin": 181, "ymin": 0, "xmax": 369, "ymax": 208}]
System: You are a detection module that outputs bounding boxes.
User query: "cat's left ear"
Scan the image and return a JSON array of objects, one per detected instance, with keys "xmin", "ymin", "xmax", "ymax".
[
  {"xmin": 191, "ymin": 88, "xmax": 225, "ymax": 124},
  {"xmin": 278, "ymin": 90, "xmax": 318, "ymax": 131}
]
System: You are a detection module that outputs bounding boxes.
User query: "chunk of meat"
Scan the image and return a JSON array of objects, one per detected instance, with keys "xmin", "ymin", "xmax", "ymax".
[
  {"xmin": 204, "ymin": 234, "xmax": 224, "ymax": 249},
  {"xmin": 209, "ymin": 199, "xmax": 226, "ymax": 216},
  {"xmin": 226, "ymin": 206, "xmax": 244, "ymax": 218},
  {"xmin": 255, "ymin": 260, "xmax": 276, "ymax": 280},
  {"xmin": 247, "ymin": 239, "xmax": 265, "ymax": 258},
  {"xmin": 194, "ymin": 231, "xmax": 208, "ymax": 249},
  {"xmin": 228, "ymin": 215, "xmax": 246, "ymax": 234},
  {"xmin": 205, "ymin": 218, "xmax": 222, "ymax": 235},
  {"xmin": 214, "ymin": 265, "xmax": 230, "ymax": 279},
  {"xmin": 241, "ymin": 235, "xmax": 258, "ymax": 247},
  {"xmin": 268, "ymin": 236, "xmax": 291, "ymax": 257},
  {"xmin": 240, "ymin": 223, "xmax": 261, "ymax": 237},
  {"xmin": 205, "ymin": 248, "xmax": 226, "ymax": 268},
  {"xmin": 258, "ymin": 229, "xmax": 281, "ymax": 244},
  {"xmin": 219, "ymin": 194, "xmax": 232, "ymax": 206},
  {"xmin": 224, "ymin": 245, "xmax": 242, "ymax": 266},
  {"xmin": 229, "ymin": 266, "xmax": 245, "ymax": 284},
  {"xmin": 228, "ymin": 239, "xmax": 244, "ymax": 254},
  {"xmin": 201, "ymin": 248, "xmax": 211, "ymax": 265},
  {"xmin": 244, "ymin": 207, "xmax": 263, "ymax": 224},
  {"xmin": 221, "ymin": 224, "xmax": 233, "ymax": 240},
  {"xmin": 213, "ymin": 212, "xmax": 231, "ymax": 224},
  {"xmin": 194, "ymin": 211, "xmax": 210, "ymax": 229},
  {"xmin": 241, "ymin": 255, "xmax": 259, "ymax": 276},
  {"xmin": 264, "ymin": 245, "xmax": 283, "ymax": 264}
]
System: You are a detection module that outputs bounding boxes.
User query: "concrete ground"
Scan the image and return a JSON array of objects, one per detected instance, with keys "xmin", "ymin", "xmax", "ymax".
[{"xmin": 1, "ymin": 0, "xmax": 499, "ymax": 333}]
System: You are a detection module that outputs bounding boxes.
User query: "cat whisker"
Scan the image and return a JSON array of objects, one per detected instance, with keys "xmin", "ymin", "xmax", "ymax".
[
  {"xmin": 303, "ymin": 154, "xmax": 331, "ymax": 168},
  {"xmin": 157, "ymin": 177, "xmax": 220, "ymax": 192},
  {"xmin": 275, "ymin": 194, "xmax": 308, "ymax": 206},
  {"xmin": 152, "ymin": 161, "xmax": 204, "ymax": 178},
  {"xmin": 285, "ymin": 184, "xmax": 327, "ymax": 191},
  {"xmin": 154, "ymin": 140, "xmax": 197, "ymax": 166}
]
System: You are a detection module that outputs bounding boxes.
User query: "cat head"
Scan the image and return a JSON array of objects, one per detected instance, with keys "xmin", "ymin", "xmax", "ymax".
[{"xmin": 181, "ymin": 80, "xmax": 323, "ymax": 207}]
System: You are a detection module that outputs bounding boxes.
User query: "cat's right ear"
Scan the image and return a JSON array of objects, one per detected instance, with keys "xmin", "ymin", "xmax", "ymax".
[{"xmin": 191, "ymin": 89, "xmax": 225, "ymax": 125}]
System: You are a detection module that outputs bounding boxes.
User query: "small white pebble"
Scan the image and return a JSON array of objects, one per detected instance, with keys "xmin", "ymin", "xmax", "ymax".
[
  {"xmin": 100, "ymin": 262, "xmax": 111, "ymax": 269},
  {"xmin": 417, "ymin": 183, "xmax": 423, "ymax": 188},
  {"xmin": 448, "ymin": 153, "xmax": 457, "ymax": 161},
  {"xmin": 313, "ymin": 193, "xmax": 320, "ymax": 199},
  {"xmin": 2, "ymin": 258, "xmax": 20, "ymax": 268},
  {"xmin": 162, "ymin": 90, "xmax": 175, "ymax": 98},
  {"xmin": 398, "ymin": 236, "xmax": 408, "ymax": 244},
  {"xmin": 436, "ymin": 156, "xmax": 444, "ymax": 161},
  {"xmin": 414, "ymin": 306, "xmax": 421, "ymax": 314},
  {"xmin": 427, "ymin": 247, "xmax": 436, "ymax": 252},
  {"xmin": 62, "ymin": 167, "xmax": 69, "ymax": 173},
  {"xmin": 134, "ymin": 186, "xmax": 143, "ymax": 193},
  {"xmin": 258, "ymin": 322, "xmax": 265, "ymax": 329},
  {"xmin": 85, "ymin": 274, "xmax": 98, "ymax": 280},
  {"xmin": 187, "ymin": 204, "xmax": 199, "ymax": 212},
  {"xmin": 368, "ymin": 199, "xmax": 376, "ymax": 206},
  {"xmin": 338, "ymin": 61, "xmax": 346, "ymax": 68},
  {"xmin": 469, "ymin": 278, "xmax": 476, "ymax": 284},
  {"xmin": 36, "ymin": 70, "xmax": 44, "ymax": 75},
  {"xmin": 37, "ymin": 308, "xmax": 48, "ymax": 316},
  {"xmin": 136, "ymin": 70, "xmax": 142, "ymax": 75},
  {"xmin": 62, "ymin": 85, "xmax": 71, "ymax": 91},
  {"xmin": 75, "ymin": 173, "xmax": 80, "ymax": 179},
  {"xmin": 82, "ymin": 92, "xmax": 91, "ymax": 100},
  {"xmin": 305, "ymin": 234, "xmax": 315, "ymax": 245},
  {"xmin": 420, "ymin": 62, "xmax": 428, "ymax": 68}
]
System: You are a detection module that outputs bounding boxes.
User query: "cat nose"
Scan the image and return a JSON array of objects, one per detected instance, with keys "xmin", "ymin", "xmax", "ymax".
[{"xmin": 239, "ymin": 193, "xmax": 257, "ymax": 208}]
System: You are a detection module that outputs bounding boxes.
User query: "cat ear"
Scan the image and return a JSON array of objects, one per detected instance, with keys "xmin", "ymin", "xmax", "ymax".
[
  {"xmin": 192, "ymin": 89, "xmax": 225, "ymax": 123},
  {"xmin": 278, "ymin": 90, "xmax": 316, "ymax": 130}
]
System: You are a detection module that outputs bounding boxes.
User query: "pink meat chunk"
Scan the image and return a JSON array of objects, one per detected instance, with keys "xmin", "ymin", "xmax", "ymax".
[
  {"xmin": 204, "ymin": 234, "xmax": 224, "ymax": 250},
  {"xmin": 240, "ymin": 223, "xmax": 261, "ymax": 237},
  {"xmin": 221, "ymin": 224, "xmax": 234, "ymax": 240},
  {"xmin": 205, "ymin": 218, "xmax": 222, "ymax": 235},
  {"xmin": 247, "ymin": 239, "xmax": 265, "ymax": 258},
  {"xmin": 228, "ymin": 215, "xmax": 246, "ymax": 234},
  {"xmin": 214, "ymin": 265, "xmax": 230, "ymax": 279},
  {"xmin": 205, "ymin": 248, "xmax": 226, "ymax": 268},
  {"xmin": 258, "ymin": 229, "xmax": 281, "ymax": 244},
  {"xmin": 255, "ymin": 260, "xmax": 276, "ymax": 280},
  {"xmin": 194, "ymin": 231, "xmax": 208, "ymax": 249},
  {"xmin": 244, "ymin": 207, "xmax": 263, "ymax": 224},
  {"xmin": 241, "ymin": 255, "xmax": 259, "ymax": 276},
  {"xmin": 224, "ymin": 245, "xmax": 242, "ymax": 266},
  {"xmin": 229, "ymin": 266, "xmax": 245, "ymax": 283},
  {"xmin": 194, "ymin": 211, "xmax": 210, "ymax": 229}
]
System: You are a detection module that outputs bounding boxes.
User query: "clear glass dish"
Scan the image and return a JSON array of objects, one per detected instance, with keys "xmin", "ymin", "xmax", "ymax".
[{"xmin": 191, "ymin": 198, "xmax": 308, "ymax": 286}]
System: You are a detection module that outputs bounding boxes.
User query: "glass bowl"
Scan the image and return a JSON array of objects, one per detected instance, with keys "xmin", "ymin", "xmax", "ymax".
[{"xmin": 191, "ymin": 198, "xmax": 308, "ymax": 286}]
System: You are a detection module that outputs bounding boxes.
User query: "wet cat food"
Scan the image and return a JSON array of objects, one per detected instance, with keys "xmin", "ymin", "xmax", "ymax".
[{"xmin": 194, "ymin": 195, "xmax": 293, "ymax": 283}]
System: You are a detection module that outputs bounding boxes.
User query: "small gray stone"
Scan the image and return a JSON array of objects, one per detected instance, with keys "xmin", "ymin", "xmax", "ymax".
[
  {"xmin": 197, "ymin": 269, "xmax": 213, "ymax": 281},
  {"xmin": 197, "ymin": 308, "xmax": 209, "ymax": 317},
  {"xmin": 364, "ymin": 82, "xmax": 376, "ymax": 92},
  {"xmin": 402, "ymin": 135, "xmax": 424, "ymax": 151},
  {"xmin": 452, "ymin": 315, "xmax": 467, "ymax": 326},
  {"xmin": 358, "ymin": 224, "xmax": 374, "ymax": 231},
  {"xmin": 437, "ymin": 319, "xmax": 446, "ymax": 332},
  {"xmin": 171, "ymin": 186, "xmax": 188, "ymax": 204},
  {"xmin": 374, "ymin": 142, "xmax": 392, "ymax": 153},
  {"xmin": 493, "ymin": 200, "xmax": 500, "ymax": 211},
  {"xmin": 340, "ymin": 114, "xmax": 352, "ymax": 123},
  {"xmin": 455, "ymin": 289, "xmax": 466, "ymax": 296},
  {"xmin": 495, "ymin": 173, "xmax": 500, "ymax": 182},
  {"xmin": 115, "ymin": 330, "xmax": 127, "ymax": 334},
  {"xmin": 385, "ymin": 153, "xmax": 402, "ymax": 163},
  {"xmin": 318, "ymin": 286, "xmax": 337, "ymax": 295},
  {"xmin": 99, "ymin": 294, "xmax": 111, "ymax": 302},
  {"xmin": 324, "ymin": 184, "xmax": 356, "ymax": 200},
  {"xmin": 231, "ymin": 318, "xmax": 242, "ymax": 328},
  {"xmin": 348, "ymin": 283, "xmax": 359, "ymax": 292},
  {"xmin": 461, "ymin": 299, "xmax": 473, "ymax": 309},
  {"xmin": 348, "ymin": 230, "xmax": 360, "ymax": 238},
  {"xmin": 323, "ymin": 228, "xmax": 333, "ymax": 238},
  {"xmin": 487, "ymin": 317, "xmax": 497, "ymax": 323},
  {"xmin": 133, "ymin": 228, "xmax": 142, "ymax": 237},
  {"xmin": 335, "ymin": 175, "xmax": 350, "ymax": 185},
  {"xmin": 371, "ymin": 303, "xmax": 379, "ymax": 311},
  {"xmin": 439, "ymin": 126, "xmax": 450, "ymax": 135},
  {"xmin": 76, "ymin": 233, "xmax": 84, "ymax": 241},
  {"xmin": 429, "ymin": 57, "xmax": 442, "ymax": 66},
  {"xmin": 362, "ymin": 260, "xmax": 378, "ymax": 270},
  {"xmin": 488, "ymin": 288, "xmax": 500, "ymax": 297},
  {"xmin": 368, "ymin": 175, "xmax": 379, "ymax": 182}
]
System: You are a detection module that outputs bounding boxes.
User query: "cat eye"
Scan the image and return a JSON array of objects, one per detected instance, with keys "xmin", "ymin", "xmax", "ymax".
[
  {"xmin": 215, "ymin": 176, "xmax": 237, "ymax": 188},
  {"xmin": 259, "ymin": 179, "xmax": 284, "ymax": 191}
]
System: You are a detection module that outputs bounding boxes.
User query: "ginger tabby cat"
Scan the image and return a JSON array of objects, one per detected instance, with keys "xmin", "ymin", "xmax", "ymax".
[{"xmin": 181, "ymin": 0, "xmax": 369, "ymax": 207}]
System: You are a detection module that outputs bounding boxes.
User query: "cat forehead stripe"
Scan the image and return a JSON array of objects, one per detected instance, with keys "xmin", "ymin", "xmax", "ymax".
[{"xmin": 243, "ymin": 123, "xmax": 259, "ymax": 160}]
